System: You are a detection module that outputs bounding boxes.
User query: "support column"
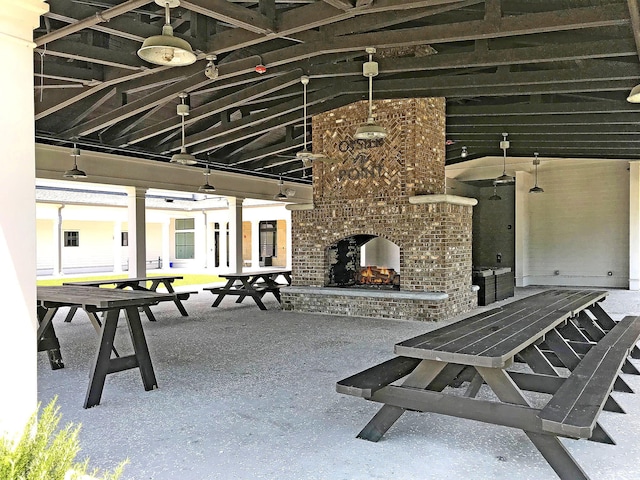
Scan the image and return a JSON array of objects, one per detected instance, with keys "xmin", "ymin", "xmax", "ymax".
[
  {"xmin": 113, "ymin": 220, "xmax": 123, "ymax": 273},
  {"xmin": 194, "ymin": 211, "xmax": 206, "ymax": 268},
  {"xmin": 228, "ymin": 197, "xmax": 244, "ymax": 273},
  {"xmin": 0, "ymin": 0, "xmax": 49, "ymax": 438},
  {"xmin": 251, "ymin": 219, "xmax": 260, "ymax": 269},
  {"xmin": 53, "ymin": 205, "xmax": 63, "ymax": 275},
  {"xmin": 126, "ymin": 186, "xmax": 147, "ymax": 277},
  {"xmin": 161, "ymin": 218, "xmax": 171, "ymax": 270},
  {"xmin": 629, "ymin": 162, "xmax": 640, "ymax": 290}
]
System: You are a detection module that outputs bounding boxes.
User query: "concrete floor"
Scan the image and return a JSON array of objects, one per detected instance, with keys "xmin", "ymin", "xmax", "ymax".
[{"xmin": 37, "ymin": 287, "xmax": 640, "ymax": 480}]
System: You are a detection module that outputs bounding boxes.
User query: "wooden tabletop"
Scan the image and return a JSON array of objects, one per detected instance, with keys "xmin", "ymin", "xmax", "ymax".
[
  {"xmin": 38, "ymin": 285, "xmax": 175, "ymax": 309},
  {"xmin": 64, "ymin": 275, "xmax": 183, "ymax": 287},
  {"xmin": 395, "ymin": 289, "xmax": 608, "ymax": 368},
  {"xmin": 219, "ymin": 270, "xmax": 291, "ymax": 279}
]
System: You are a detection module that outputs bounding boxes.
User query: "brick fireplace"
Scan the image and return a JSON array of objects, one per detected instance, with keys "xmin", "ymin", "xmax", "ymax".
[{"xmin": 282, "ymin": 97, "xmax": 478, "ymax": 321}]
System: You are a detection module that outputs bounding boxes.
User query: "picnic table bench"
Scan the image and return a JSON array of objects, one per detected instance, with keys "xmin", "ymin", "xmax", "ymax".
[
  {"xmin": 337, "ymin": 289, "xmax": 640, "ymax": 480},
  {"xmin": 63, "ymin": 275, "xmax": 197, "ymax": 322},
  {"xmin": 203, "ymin": 269, "xmax": 291, "ymax": 310},
  {"xmin": 37, "ymin": 285, "xmax": 175, "ymax": 408}
]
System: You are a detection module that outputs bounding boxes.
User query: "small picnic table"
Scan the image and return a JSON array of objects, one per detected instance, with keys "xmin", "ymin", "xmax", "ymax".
[
  {"xmin": 337, "ymin": 289, "xmax": 640, "ymax": 479},
  {"xmin": 37, "ymin": 285, "xmax": 175, "ymax": 408},
  {"xmin": 63, "ymin": 275, "xmax": 195, "ymax": 322},
  {"xmin": 203, "ymin": 269, "xmax": 291, "ymax": 310}
]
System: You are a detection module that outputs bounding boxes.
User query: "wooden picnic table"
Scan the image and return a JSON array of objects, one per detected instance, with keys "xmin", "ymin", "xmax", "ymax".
[
  {"xmin": 337, "ymin": 289, "xmax": 640, "ymax": 479},
  {"xmin": 63, "ymin": 275, "xmax": 196, "ymax": 322},
  {"xmin": 203, "ymin": 269, "xmax": 292, "ymax": 310},
  {"xmin": 37, "ymin": 285, "xmax": 175, "ymax": 408}
]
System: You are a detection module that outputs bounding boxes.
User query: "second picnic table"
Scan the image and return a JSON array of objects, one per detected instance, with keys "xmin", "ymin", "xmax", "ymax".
[
  {"xmin": 203, "ymin": 269, "xmax": 291, "ymax": 310},
  {"xmin": 63, "ymin": 275, "xmax": 196, "ymax": 322}
]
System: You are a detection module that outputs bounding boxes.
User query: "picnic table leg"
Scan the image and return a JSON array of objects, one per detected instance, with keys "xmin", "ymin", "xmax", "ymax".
[
  {"xmin": 476, "ymin": 366, "xmax": 590, "ymax": 480},
  {"xmin": 357, "ymin": 359, "xmax": 447, "ymax": 442},
  {"xmin": 63, "ymin": 306, "xmax": 78, "ymax": 322},
  {"xmin": 37, "ymin": 306, "xmax": 64, "ymax": 370},
  {"xmin": 162, "ymin": 280, "xmax": 189, "ymax": 317},
  {"xmin": 85, "ymin": 308, "xmax": 121, "ymax": 408},
  {"xmin": 124, "ymin": 306, "xmax": 158, "ymax": 392}
]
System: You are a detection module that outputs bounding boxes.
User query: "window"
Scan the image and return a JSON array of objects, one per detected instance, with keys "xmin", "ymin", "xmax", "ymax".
[
  {"xmin": 259, "ymin": 221, "xmax": 277, "ymax": 258},
  {"xmin": 121, "ymin": 231, "xmax": 128, "ymax": 246},
  {"xmin": 175, "ymin": 218, "xmax": 195, "ymax": 259},
  {"xmin": 64, "ymin": 231, "xmax": 79, "ymax": 247}
]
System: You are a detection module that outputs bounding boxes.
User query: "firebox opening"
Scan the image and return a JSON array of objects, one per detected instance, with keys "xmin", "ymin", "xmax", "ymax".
[{"xmin": 326, "ymin": 235, "xmax": 400, "ymax": 290}]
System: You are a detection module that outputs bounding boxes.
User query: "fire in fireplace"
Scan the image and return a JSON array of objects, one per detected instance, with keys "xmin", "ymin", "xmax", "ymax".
[
  {"xmin": 326, "ymin": 235, "xmax": 400, "ymax": 290},
  {"xmin": 357, "ymin": 266, "xmax": 400, "ymax": 287}
]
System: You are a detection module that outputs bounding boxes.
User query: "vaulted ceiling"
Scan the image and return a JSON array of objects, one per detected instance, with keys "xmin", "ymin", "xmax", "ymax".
[{"xmin": 34, "ymin": 0, "xmax": 640, "ymax": 185}]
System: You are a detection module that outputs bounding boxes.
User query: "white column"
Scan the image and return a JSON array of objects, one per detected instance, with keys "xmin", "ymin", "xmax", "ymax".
[
  {"xmin": 286, "ymin": 210, "xmax": 292, "ymax": 269},
  {"xmin": 113, "ymin": 220, "xmax": 123, "ymax": 273},
  {"xmin": 251, "ymin": 220, "xmax": 260, "ymax": 268},
  {"xmin": 629, "ymin": 162, "xmax": 640, "ymax": 290},
  {"xmin": 53, "ymin": 205, "xmax": 63, "ymax": 275},
  {"xmin": 0, "ymin": 0, "xmax": 49, "ymax": 438},
  {"xmin": 162, "ymin": 218, "xmax": 171, "ymax": 270},
  {"xmin": 126, "ymin": 186, "xmax": 147, "ymax": 277},
  {"xmin": 202, "ymin": 211, "xmax": 209, "ymax": 269},
  {"xmin": 227, "ymin": 197, "xmax": 244, "ymax": 273},
  {"xmin": 194, "ymin": 211, "xmax": 206, "ymax": 268}
]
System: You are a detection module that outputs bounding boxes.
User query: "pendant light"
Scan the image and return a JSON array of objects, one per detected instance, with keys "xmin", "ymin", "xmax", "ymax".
[
  {"xmin": 274, "ymin": 176, "xmax": 287, "ymax": 200},
  {"xmin": 494, "ymin": 132, "xmax": 514, "ymax": 184},
  {"xmin": 296, "ymin": 75, "xmax": 314, "ymax": 163},
  {"xmin": 137, "ymin": 0, "xmax": 196, "ymax": 67},
  {"xmin": 354, "ymin": 47, "xmax": 387, "ymax": 140},
  {"xmin": 489, "ymin": 182, "xmax": 501, "ymax": 201},
  {"xmin": 171, "ymin": 92, "xmax": 198, "ymax": 165},
  {"xmin": 460, "ymin": 146, "xmax": 468, "ymax": 158},
  {"xmin": 64, "ymin": 144, "xmax": 87, "ymax": 179},
  {"xmin": 529, "ymin": 152, "xmax": 544, "ymax": 193},
  {"xmin": 198, "ymin": 165, "xmax": 216, "ymax": 193}
]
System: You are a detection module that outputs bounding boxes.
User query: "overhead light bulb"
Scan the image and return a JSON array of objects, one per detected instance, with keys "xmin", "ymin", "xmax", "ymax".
[
  {"xmin": 628, "ymin": 84, "xmax": 640, "ymax": 103},
  {"xmin": 137, "ymin": 0, "xmax": 196, "ymax": 67},
  {"xmin": 354, "ymin": 47, "xmax": 387, "ymax": 140},
  {"xmin": 64, "ymin": 144, "xmax": 87, "ymax": 179},
  {"xmin": 461, "ymin": 146, "xmax": 468, "ymax": 158},
  {"xmin": 171, "ymin": 92, "xmax": 198, "ymax": 165}
]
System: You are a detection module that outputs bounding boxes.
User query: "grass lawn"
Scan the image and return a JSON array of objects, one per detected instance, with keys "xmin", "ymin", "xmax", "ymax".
[{"xmin": 36, "ymin": 273, "xmax": 223, "ymax": 287}]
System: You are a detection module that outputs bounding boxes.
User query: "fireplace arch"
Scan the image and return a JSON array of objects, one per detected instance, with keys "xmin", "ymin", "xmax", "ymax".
[{"xmin": 325, "ymin": 234, "xmax": 401, "ymax": 289}]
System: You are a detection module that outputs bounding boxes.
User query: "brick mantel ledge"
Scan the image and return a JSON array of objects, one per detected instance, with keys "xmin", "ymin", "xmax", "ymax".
[
  {"xmin": 283, "ymin": 286, "xmax": 449, "ymax": 301},
  {"xmin": 409, "ymin": 194, "xmax": 478, "ymax": 206}
]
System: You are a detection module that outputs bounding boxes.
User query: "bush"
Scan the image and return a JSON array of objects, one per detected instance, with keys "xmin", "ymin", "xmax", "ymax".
[{"xmin": 0, "ymin": 398, "xmax": 127, "ymax": 480}]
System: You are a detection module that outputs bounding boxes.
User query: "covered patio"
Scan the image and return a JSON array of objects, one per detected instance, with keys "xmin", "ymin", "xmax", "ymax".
[{"xmin": 37, "ymin": 287, "xmax": 640, "ymax": 480}]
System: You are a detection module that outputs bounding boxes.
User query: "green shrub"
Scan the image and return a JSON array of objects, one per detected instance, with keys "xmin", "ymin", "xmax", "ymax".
[{"xmin": 0, "ymin": 398, "xmax": 127, "ymax": 480}]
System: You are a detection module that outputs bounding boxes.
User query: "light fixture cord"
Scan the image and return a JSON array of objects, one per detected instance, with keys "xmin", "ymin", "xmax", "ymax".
[
  {"xmin": 303, "ymin": 80, "xmax": 307, "ymax": 150},
  {"xmin": 368, "ymin": 52, "xmax": 373, "ymax": 119},
  {"xmin": 39, "ymin": 44, "xmax": 46, "ymax": 102}
]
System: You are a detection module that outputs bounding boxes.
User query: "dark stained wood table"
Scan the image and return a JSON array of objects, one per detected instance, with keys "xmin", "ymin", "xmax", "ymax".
[
  {"xmin": 337, "ymin": 289, "xmax": 640, "ymax": 479},
  {"xmin": 37, "ymin": 285, "xmax": 175, "ymax": 408},
  {"xmin": 203, "ymin": 269, "xmax": 292, "ymax": 310},
  {"xmin": 63, "ymin": 275, "xmax": 194, "ymax": 322}
]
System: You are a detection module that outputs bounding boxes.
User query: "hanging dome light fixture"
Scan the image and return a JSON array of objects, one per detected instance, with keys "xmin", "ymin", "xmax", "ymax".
[
  {"xmin": 529, "ymin": 152, "xmax": 544, "ymax": 193},
  {"xmin": 273, "ymin": 176, "xmax": 288, "ymax": 200},
  {"xmin": 137, "ymin": 0, "xmax": 196, "ymax": 67},
  {"xmin": 354, "ymin": 47, "xmax": 387, "ymax": 140},
  {"xmin": 198, "ymin": 165, "xmax": 216, "ymax": 193},
  {"xmin": 494, "ymin": 132, "xmax": 514, "ymax": 184},
  {"xmin": 171, "ymin": 92, "xmax": 198, "ymax": 165},
  {"xmin": 489, "ymin": 182, "xmax": 501, "ymax": 201},
  {"xmin": 63, "ymin": 144, "xmax": 87, "ymax": 179}
]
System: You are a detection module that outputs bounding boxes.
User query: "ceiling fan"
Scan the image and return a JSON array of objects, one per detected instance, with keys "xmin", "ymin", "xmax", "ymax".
[{"xmin": 294, "ymin": 75, "xmax": 340, "ymax": 172}]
